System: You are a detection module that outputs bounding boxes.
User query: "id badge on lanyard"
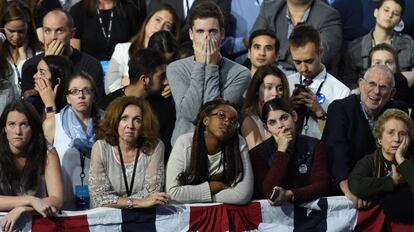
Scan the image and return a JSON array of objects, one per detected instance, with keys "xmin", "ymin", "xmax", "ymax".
[{"xmin": 75, "ymin": 152, "xmax": 90, "ymax": 210}]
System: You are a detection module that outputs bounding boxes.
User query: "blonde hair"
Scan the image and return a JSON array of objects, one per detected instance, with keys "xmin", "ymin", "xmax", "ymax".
[{"xmin": 373, "ymin": 109, "xmax": 414, "ymax": 140}]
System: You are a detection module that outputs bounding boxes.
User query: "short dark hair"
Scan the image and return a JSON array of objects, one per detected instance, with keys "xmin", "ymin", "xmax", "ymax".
[
  {"xmin": 377, "ymin": 0, "xmax": 405, "ymax": 15},
  {"xmin": 249, "ymin": 29, "xmax": 280, "ymax": 52},
  {"xmin": 43, "ymin": 9, "xmax": 74, "ymax": 29},
  {"xmin": 288, "ymin": 24, "xmax": 321, "ymax": 50},
  {"xmin": 368, "ymin": 43, "xmax": 400, "ymax": 73},
  {"xmin": 261, "ymin": 98, "xmax": 294, "ymax": 123},
  {"xmin": 128, "ymin": 48, "xmax": 166, "ymax": 85},
  {"xmin": 189, "ymin": 1, "xmax": 224, "ymax": 29}
]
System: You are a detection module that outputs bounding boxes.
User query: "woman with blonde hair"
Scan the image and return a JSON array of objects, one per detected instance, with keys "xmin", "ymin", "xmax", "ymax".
[{"xmin": 349, "ymin": 109, "xmax": 414, "ymax": 223}]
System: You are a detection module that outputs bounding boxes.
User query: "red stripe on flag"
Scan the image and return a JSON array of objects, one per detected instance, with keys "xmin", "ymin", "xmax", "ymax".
[
  {"xmin": 32, "ymin": 214, "xmax": 90, "ymax": 232},
  {"xmin": 387, "ymin": 221, "xmax": 414, "ymax": 231},
  {"xmin": 355, "ymin": 204, "xmax": 385, "ymax": 232},
  {"xmin": 189, "ymin": 202, "xmax": 262, "ymax": 232}
]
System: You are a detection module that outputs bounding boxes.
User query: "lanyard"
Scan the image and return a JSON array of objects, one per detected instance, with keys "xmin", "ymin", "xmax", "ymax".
[
  {"xmin": 301, "ymin": 73, "xmax": 327, "ymax": 134},
  {"xmin": 7, "ymin": 48, "xmax": 22, "ymax": 89},
  {"xmin": 96, "ymin": 8, "xmax": 114, "ymax": 42},
  {"xmin": 80, "ymin": 152, "xmax": 86, "ymax": 186},
  {"xmin": 118, "ymin": 146, "xmax": 139, "ymax": 197}
]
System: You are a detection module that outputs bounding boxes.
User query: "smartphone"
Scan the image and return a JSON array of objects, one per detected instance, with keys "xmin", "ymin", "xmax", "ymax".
[
  {"xmin": 293, "ymin": 84, "xmax": 306, "ymax": 95},
  {"xmin": 269, "ymin": 187, "xmax": 280, "ymax": 202}
]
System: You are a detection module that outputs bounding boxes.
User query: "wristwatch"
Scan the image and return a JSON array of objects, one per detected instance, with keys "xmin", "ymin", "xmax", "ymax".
[
  {"xmin": 315, "ymin": 112, "xmax": 327, "ymax": 120},
  {"xmin": 44, "ymin": 106, "xmax": 56, "ymax": 113},
  {"xmin": 127, "ymin": 196, "xmax": 134, "ymax": 209}
]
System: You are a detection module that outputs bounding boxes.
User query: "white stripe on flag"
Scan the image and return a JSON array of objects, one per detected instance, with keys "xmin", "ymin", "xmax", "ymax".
[
  {"xmin": 155, "ymin": 204, "xmax": 191, "ymax": 232},
  {"xmin": 258, "ymin": 200, "xmax": 294, "ymax": 231},
  {"xmin": 85, "ymin": 207, "xmax": 122, "ymax": 232}
]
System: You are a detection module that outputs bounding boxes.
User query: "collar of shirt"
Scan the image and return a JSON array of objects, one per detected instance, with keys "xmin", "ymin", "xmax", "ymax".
[
  {"xmin": 305, "ymin": 65, "xmax": 326, "ymax": 91},
  {"xmin": 183, "ymin": 0, "xmax": 196, "ymax": 18},
  {"xmin": 286, "ymin": 6, "xmax": 311, "ymax": 38},
  {"xmin": 360, "ymin": 101, "xmax": 374, "ymax": 130}
]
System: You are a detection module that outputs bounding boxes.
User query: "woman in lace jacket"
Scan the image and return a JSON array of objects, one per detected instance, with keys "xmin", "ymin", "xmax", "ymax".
[{"xmin": 89, "ymin": 96, "xmax": 169, "ymax": 208}]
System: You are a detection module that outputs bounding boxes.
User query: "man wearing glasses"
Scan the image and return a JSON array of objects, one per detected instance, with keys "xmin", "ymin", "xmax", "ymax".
[{"xmin": 322, "ymin": 64, "xmax": 407, "ymax": 209}]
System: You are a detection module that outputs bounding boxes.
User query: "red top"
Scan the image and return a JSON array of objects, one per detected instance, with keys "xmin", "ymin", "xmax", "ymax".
[{"xmin": 250, "ymin": 137, "xmax": 330, "ymax": 204}]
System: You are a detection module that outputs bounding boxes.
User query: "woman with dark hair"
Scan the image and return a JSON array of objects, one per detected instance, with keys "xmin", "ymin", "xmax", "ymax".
[
  {"xmin": 147, "ymin": 30, "xmax": 178, "ymax": 99},
  {"xmin": 241, "ymin": 64, "xmax": 289, "ymax": 150},
  {"xmin": 0, "ymin": 0, "xmax": 41, "ymax": 98},
  {"xmin": 69, "ymin": 0, "xmax": 145, "ymax": 61},
  {"xmin": 104, "ymin": 4, "xmax": 180, "ymax": 94},
  {"xmin": 367, "ymin": 43, "xmax": 414, "ymax": 108},
  {"xmin": 349, "ymin": 109, "xmax": 414, "ymax": 223},
  {"xmin": 148, "ymin": 30, "xmax": 178, "ymax": 64},
  {"xmin": 0, "ymin": 100, "xmax": 63, "ymax": 232},
  {"xmin": 249, "ymin": 98, "xmax": 329, "ymax": 203},
  {"xmin": 0, "ymin": 44, "xmax": 15, "ymax": 115},
  {"xmin": 43, "ymin": 72, "xmax": 102, "ymax": 210},
  {"xmin": 24, "ymin": 55, "xmax": 72, "ymax": 116},
  {"xmin": 89, "ymin": 96, "xmax": 168, "ymax": 208},
  {"xmin": 166, "ymin": 98, "xmax": 253, "ymax": 204}
]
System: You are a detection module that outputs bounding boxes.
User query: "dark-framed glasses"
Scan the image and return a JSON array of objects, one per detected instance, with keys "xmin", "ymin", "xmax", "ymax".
[
  {"xmin": 209, "ymin": 111, "xmax": 240, "ymax": 129},
  {"xmin": 67, "ymin": 88, "xmax": 93, "ymax": 96}
]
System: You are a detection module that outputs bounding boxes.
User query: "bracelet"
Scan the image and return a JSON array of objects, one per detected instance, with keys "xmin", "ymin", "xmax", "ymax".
[{"xmin": 126, "ymin": 196, "xmax": 134, "ymax": 209}]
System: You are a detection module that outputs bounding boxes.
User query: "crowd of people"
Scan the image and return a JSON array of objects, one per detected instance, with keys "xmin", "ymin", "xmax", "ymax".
[{"xmin": 0, "ymin": 0, "xmax": 414, "ymax": 231}]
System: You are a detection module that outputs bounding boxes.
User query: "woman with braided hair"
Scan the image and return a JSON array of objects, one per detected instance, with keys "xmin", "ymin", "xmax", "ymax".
[{"xmin": 166, "ymin": 98, "xmax": 253, "ymax": 204}]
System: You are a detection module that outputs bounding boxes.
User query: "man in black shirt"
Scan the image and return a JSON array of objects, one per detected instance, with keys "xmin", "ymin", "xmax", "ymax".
[{"xmin": 21, "ymin": 9, "xmax": 104, "ymax": 99}]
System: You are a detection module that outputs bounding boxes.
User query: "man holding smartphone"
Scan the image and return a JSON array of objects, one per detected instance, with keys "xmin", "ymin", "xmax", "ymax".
[{"xmin": 287, "ymin": 24, "xmax": 350, "ymax": 139}]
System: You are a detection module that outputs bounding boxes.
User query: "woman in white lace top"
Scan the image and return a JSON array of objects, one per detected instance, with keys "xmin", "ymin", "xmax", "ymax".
[{"xmin": 89, "ymin": 96, "xmax": 169, "ymax": 208}]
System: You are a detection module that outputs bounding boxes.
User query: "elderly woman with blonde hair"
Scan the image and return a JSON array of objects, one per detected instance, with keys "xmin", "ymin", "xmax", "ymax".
[{"xmin": 349, "ymin": 109, "xmax": 414, "ymax": 223}]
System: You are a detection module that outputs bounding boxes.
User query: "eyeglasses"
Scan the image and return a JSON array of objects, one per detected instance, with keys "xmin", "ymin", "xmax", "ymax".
[
  {"xmin": 209, "ymin": 111, "xmax": 240, "ymax": 129},
  {"xmin": 267, "ymin": 113, "xmax": 290, "ymax": 126},
  {"xmin": 67, "ymin": 88, "xmax": 93, "ymax": 96},
  {"xmin": 362, "ymin": 78, "xmax": 392, "ymax": 94}
]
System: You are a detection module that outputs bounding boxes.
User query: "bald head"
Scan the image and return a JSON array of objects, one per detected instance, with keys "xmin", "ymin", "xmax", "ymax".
[
  {"xmin": 43, "ymin": 9, "xmax": 73, "ymax": 29},
  {"xmin": 42, "ymin": 9, "xmax": 74, "ymax": 50}
]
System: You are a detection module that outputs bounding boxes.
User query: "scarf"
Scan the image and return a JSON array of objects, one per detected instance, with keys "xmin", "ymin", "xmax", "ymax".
[{"xmin": 61, "ymin": 105, "xmax": 97, "ymax": 155}]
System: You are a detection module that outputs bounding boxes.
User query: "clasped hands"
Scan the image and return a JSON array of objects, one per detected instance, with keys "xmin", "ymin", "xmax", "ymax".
[{"xmin": 193, "ymin": 36, "xmax": 220, "ymax": 65}]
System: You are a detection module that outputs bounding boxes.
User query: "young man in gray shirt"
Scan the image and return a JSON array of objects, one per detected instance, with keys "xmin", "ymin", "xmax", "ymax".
[{"xmin": 167, "ymin": 1, "xmax": 250, "ymax": 145}]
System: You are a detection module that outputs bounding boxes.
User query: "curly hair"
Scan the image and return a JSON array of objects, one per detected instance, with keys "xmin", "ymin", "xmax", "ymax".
[
  {"xmin": 0, "ymin": 100, "xmax": 48, "ymax": 193},
  {"xmin": 177, "ymin": 98, "xmax": 244, "ymax": 187},
  {"xmin": 96, "ymin": 96, "xmax": 159, "ymax": 154},
  {"xmin": 373, "ymin": 109, "xmax": 414, "ymax": 141},
  {"xmin": 372, "ymin": 109, "xmax": 414, "ymax": 177}
]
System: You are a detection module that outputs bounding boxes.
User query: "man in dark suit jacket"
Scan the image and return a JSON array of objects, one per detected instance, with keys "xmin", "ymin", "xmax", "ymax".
[
  {"xmin": 251, "ymin": 0, "xmax": 341, "ymax": 75},
  {"xmin": 148, "ymin": 0, "xmax": 231, "ymax": 43},
  {"xmin": 322, "ymin": 64, "xmax": 408, "ymax": 209}
]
